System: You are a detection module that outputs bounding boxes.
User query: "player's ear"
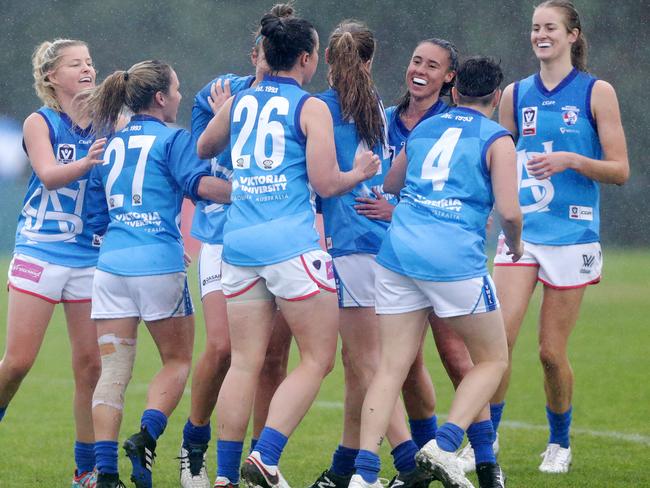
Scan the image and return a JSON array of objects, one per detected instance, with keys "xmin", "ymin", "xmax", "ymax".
[
  {"xmin": 451, "ymin": 86, "xmax": 459, "ymax": 105},
  {"xmin": 493, "ymin": 89, "xmax": 502, "ymax": 108},
  {"xmin": 154, "ymin": 90, "xmax": 166, "ymax": 107},
  {"xmin": 324, "ymin": 47, "xmax": 330, "ymax": 64}
]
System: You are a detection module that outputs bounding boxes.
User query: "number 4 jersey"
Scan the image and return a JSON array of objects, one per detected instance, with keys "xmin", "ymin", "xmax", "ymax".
[
  {"xmin": 89, "ymin": 115, "xmax": 211, "ymax": 276},
  {"xmin": 15, "ymin": 107, "xmax": 99, "ymax": 267},
  {"xmin": 377, "ymin": 107, "xmax": 511, "ymax": 281}
]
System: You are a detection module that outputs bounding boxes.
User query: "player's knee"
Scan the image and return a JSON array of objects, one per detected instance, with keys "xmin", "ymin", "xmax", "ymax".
[
  {"xmin": 0, "ymin": 355, "xmax": 34, "ymax": 383},
  {"xmin": 72, "ymin": 350, "xmax": 101, "ymax": 383},
  {"xmin": 92, "ymin": 335, "xmax": 136, "ymax": 411},
  {"xmin": 205, "ymin": 338, "xmax": 231, "ymax": 366},
  {"xmin": 539, "ymin": 344, "xmax": 563, "ymax": 371},
  {"xmin": 261, "ymin": 351, "xmax": 287, "ymax": 383}
]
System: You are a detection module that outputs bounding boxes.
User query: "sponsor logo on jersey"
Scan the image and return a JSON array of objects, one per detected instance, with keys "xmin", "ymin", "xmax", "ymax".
[
  {"xmin": 325, "ymin": 236, "xmax": 333, "ymax": 250},
  {"xmin": 326, "ymin": 260, "xmax": 335, "ymax": 280},
  {"xmin": 559, "ymin": 127, "xmax": 580, "ymax": 135},
  {"xmin": 234, "ymin": 155, "xmax": 250, "ymax": 169},
  {"xmin": 568, "ymin": 205, "xmax": 593, "ymax": 221},
  {"xmin": 11, "ymin": 258, "xmax": 44, "ymax": 283},
  {"xmin": 92, "ymin": 234, "xmax": 103, "ymax": 247},
  {"xmin": 522, "ymin": 106, "xmax": 538, "ymax": 136},
  {"xmin": 57, "ymin": 143, "xmax": 76, "ymax": 163},
  {"xmin": 238, "ymin": 174, "xmax": 287, "ymax": 194},
  {"xmin": 542, "ymin": 100, "xmax": 556, "ymax": 106},
  {"xmin": 202, "ymin": 273, "xmax": 221, "ymax": 286}
]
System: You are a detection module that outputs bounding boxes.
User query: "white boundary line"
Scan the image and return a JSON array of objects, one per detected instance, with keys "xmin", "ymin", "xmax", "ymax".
[{"xmin": 313, "ymin": 401, "xmax": 650, "ymax": 446}]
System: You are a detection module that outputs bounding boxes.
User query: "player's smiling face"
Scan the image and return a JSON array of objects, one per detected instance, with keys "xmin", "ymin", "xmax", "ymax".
[
  {"xmin": 531, "ymin": 7, "xmax": 577, "ymax": 63},
  {"xmin": 406, "ymin": 42, "xmax": 454, "ymax": 101},
  {"xmin": 48, "ymin": 44, "xmax": 95, "ymax": 97}
]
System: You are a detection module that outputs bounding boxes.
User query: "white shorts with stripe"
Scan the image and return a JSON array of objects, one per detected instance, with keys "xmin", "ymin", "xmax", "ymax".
[
  {"xmin": 333, "ymin": 253, "xmax": 378, "ymax": 308},
  {"xmin": 375, "ymin": 264, "xmax": 500, "ymax": 318},
  {"xmin": 221, "ymin": 249, "xmax": 336, "ymax": 301},
  {"xmin": 91, "ymin": 269, "xmax": 193, "ymax": 321},
  {"xmin": 7, "ymin": 253, "xmax": 94, "ymax": 303},
  {"xmin": 494, "ymin": 235, "xmax": 602, "ymax": 289},
  {"xmin": 198, "ymin": 243, "xmax": 223, "ymax": 298}
]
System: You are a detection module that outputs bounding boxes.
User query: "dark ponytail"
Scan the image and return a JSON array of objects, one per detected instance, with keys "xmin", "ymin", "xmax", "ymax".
[{"xmin": 328, "ymin": 20, "xmax": 384, "ymax": 149}]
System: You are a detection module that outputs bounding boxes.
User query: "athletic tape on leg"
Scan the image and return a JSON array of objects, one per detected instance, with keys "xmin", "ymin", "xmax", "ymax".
[{"xmin": 92, "ymin": 334, "xmax": 137, "ymax": 410}]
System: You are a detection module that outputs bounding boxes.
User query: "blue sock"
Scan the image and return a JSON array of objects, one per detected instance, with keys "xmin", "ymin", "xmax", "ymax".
[
  {"xmin": 436, "ymin": 423, "xmax": 465, "ymax": 452},
  {"xmin": 95, "ymin": 441, "xmax": 119, "ymax": 474},
  {"xmin": 467, "ymin": 421, "xmax": 496, "ymax": 465},
  {"xmin": 354, "ymin": 449, "xmax": 381, "ymax": 483},
  {"xmin": 490, "ymin": 402, "xmax": 505, "ymax": 433},
  {"xmin": 217, "ymin": 440, "xmax": 243, "ymax": 483},
  {"xmin": 255, "ymin": 427, "xmax": 288, "ymax": 466},
  {"xmin": 183, "ymin": 419, "xmax": 211, "ymax": 446},
  {"xmin": 141, "ymin": 409, "xmax": 167, "ymax": 441},
  {"xmin": 409, "ymin": 416, "xmax": 438, "ymax": 449},
  {"xmin": 391, "ymin": 440, "xmax": 418, "ymax": 473},
  {"xmin": 249, "ymin": 438, "xmax": 258, "ymax": 454},
  {"xmin": 74, "ymin": 441, "xmax": 96, "ymax": 473},
  {"xmin": 547, "ymin": 406, "xmax": 572, "ymax": 448},
  {"xmin": 329, "ymin": 444, "xmax": 359, "ymax": 477},
  {"xmin": 0, "ymin": 406, "xmax": 6, "ymax": 422}
]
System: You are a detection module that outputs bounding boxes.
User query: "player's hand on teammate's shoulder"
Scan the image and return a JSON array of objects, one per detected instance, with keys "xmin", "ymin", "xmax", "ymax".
[
  {"xmin": 353, "ymin": 150, "xmax": 381, "ymax": 180},
  {"xmin": 208, "ymin": 78, "xmax": 232, "ymax": 115},
  {"xmin": 82, "ymin": 138, "xmax": 107, "ymax": 169}
]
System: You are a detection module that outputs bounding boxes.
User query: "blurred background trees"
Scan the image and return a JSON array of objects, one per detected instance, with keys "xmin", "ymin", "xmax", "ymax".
[{"xmin": 1, "ymin": 0, "xmax": 647, "ymax": 250}]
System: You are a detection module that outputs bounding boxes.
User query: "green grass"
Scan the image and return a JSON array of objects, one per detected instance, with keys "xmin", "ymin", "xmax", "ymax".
[{"xmin": 0, "ymin": 249, "xmax": 648, "ymax": 486}]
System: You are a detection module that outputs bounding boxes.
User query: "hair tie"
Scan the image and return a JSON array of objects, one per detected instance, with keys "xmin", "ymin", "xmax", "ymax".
[
  {"xmin": 255, "ymin": 35, "xmax": 263, "ymax": 45},
  {"xmin": 123, "ymin": 71, "xmax": 129, "ymax": 81}
]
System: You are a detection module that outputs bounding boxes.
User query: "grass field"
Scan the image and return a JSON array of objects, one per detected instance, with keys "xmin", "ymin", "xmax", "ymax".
[{"xmin": 0, "ymin": 249, "xmax": 648, "ymax": 487}]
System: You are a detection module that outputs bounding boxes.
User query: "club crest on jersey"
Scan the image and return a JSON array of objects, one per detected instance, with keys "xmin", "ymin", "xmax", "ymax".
[
  {"xmin": 522, "ymin": 107, "xmax": 537, "ymax": 136},
  {"xmin": 57, "ymin": 143, "xmax": 76, "ymax": 163},
  {"xmin": 562, "ymin": 109, "xmax": 579, "ymax": 126}
]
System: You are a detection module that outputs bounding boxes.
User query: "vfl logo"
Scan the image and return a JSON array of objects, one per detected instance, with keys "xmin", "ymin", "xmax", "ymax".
[
  {"xmin": 522, "ymin": 106, "xmax": 538, "ymax": 136},
  {"xmin": 582, "ymin": 254, "xmax": 595, "ymax": 268},
  {"xmin": 57, "ymin": 144, "xmax": 76, "ymax": 163}
]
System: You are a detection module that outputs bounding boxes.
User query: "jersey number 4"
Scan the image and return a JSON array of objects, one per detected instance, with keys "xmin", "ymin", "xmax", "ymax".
[
  {"xmin": 421, "ymin": 127, "xmax": 462, "ymax": 191},
  {"xmin": 103, "ymin": 135, "xmax": 156, "ymax": 209}
]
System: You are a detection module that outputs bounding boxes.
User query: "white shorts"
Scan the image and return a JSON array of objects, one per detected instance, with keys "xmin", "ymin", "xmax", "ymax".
[
  {"xmin": 221, "ymin": 249, "xmax": 336, "ymax": 302},
  {"xmin": 333, "ymin": 254, "xmax": 378, "ymax": 308},
  {"xmin": 375, "ymin": 264, "xmax": 500, "ymax": 318},
  {"xmin": 198, "ymin": 243, "xmax": 223, "ymax": 298},
  {"xmin": 91, "ymin": 269, "xmax": 194, "ymax": 321},
  {"xmin": 7, "ymin": 253, "xmax": 94, "ymax": 304},
  {"xmin": 493, "ymin": 236, "xmax": 602, "ymax": 289}
]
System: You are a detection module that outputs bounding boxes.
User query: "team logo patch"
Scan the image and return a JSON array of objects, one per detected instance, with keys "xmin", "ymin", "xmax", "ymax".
[
  {"xmin": 234, "ymin": 155, "xmax": 250, "ymax": 169},
  {"xmin": 57, "ymin": 143, "xmax": 76, "ymax": 163},
  {"xmin": 569, "ymin": 205, "xmax": 593, "ymax": 221},
  {"xmin": 92, "ymin": 234, "xmax": 103, "ymax": 247},
  {"xmin": 11, "ymin": 258, "xmax": 44, "ymax": 283},
  {"xmin": 522, "ymin": 107, "xmax": 538, "ymax": 136},
  {"xmin": 562, "ymin": 110, "xmax": 578, "ymax": 126},
  {"xmin": 580, "ymin": 253, "xmax": 597, "ymax": 274}
]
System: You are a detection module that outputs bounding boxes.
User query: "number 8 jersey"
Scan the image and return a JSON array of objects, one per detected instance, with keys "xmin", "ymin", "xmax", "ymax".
[
  {"xmin": 223, "ymin": 75, "xmax": 321, "ymax": 266},
  {"xmin": 15, "ymin": 107, "xmax": 99, "ymax": 267},
  {"xmin": 377, "ymin": 107, "xmax": 511, "ymax": 281}
]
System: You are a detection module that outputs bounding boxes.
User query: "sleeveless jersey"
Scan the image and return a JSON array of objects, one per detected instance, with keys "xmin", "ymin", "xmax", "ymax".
[
  {"xmin": 316, "ymin": 88, "xmax": 395, "ymax": 257},
  {"xmin": 90, "ymin": 115, "xmax": 211, "ymax": 276},
  {"xmin": 14, "ymin": 107, "xmax": 99, "ymax": 267},
  {"xmin": 190, "ymin": 74, "xmax": 255, "ymax": 244},
  {"xmin": 513, "ymin": 69, "xmax": 602, "ymax": 245},
  {"xmin": 377, "ymin": 107, "xmax": 511, "ymax": 281},
  {"xmin": 386, "ymin": 99, "xmax": 450, "ymax": 159},
  {"xmin": 223, "ymin": 75, "xmax": 320, "ymax": 266}
]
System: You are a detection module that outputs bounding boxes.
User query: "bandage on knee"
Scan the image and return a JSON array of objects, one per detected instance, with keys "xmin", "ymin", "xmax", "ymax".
[{"xmin": 92, "ymin": 334, "xmax": 137, "ymax": 411}]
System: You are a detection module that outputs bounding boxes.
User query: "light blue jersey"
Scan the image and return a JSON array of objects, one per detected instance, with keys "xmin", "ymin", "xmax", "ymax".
[
  {"xmin": 223, "ymin": 75, "xmax": 320, "ymax": 266},
  {"xmin": 89, "ymin": 115, "xmax": 211, "ymax": 276},
  {"xmin": 14, "ymin": 107, "xmax": 100, "ymax": 267},
  {"xmin": 386, "ymin": 99, "xmax": 450, "ymax": 159},
  {"xmin": 190, "ymin": 74, "xmax": 255, "ymax": 244},
  {"xmin": 377, "ymin": 107, "xmax": 510, "ymax": 281},
  {"xmin": 513, "ymin": 69, "xmax": 602, "ymax": 245},
  {"xmin": 316, "ymin": 88, "xmax": 395, "ymax": 257}
]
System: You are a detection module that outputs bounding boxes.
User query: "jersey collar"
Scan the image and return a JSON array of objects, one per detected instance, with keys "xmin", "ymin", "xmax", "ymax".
[{"xmin": 534, "ymin": 67, "xmax": 579, "ymax": 97}]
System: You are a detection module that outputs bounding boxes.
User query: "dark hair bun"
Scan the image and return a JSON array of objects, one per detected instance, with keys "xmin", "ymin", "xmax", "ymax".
[{"xmin": 261, "ymin": 14, "xmax": 286, "ymax": 39}]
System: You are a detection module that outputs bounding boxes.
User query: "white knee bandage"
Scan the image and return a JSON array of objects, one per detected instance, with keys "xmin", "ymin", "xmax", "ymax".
[{"xmin": 92, "ymin": 334, "xmax": 137, "ymax": 411}]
